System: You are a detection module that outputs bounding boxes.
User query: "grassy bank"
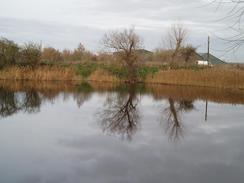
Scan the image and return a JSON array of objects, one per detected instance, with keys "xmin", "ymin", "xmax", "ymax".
[
  {"xmin": 146, "ymin": 67, "xmax": 244, "ymax": 89},
  {"xmin": 0, "ymin": 64, "xmax": 244, "ymax": 89}
]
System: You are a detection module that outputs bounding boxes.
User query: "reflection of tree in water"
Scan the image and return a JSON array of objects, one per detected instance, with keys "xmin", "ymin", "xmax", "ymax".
[
  {"xmin": 40, "ymin": 90, "xmax": 60, "ymax": 104},
  {"xmin": 73, "ymin": 82, "xmax": 93, "ymax": 107},
  {"xmin": 100, "ymin": 84, "xmax": 195, "ymax": 141},
  {"xmin": 0, "ymin": 82, "xmax": 95, "ymax": 118},
  {"xmin": 22, "ymin": 90, "xmax": 41, "ymax": 113},
  {"xmin": 0, "ymin": 88, "xmax": 19, "ymax": 117},
  {"xmin": 0, "ymin": 88, "xmax": 41, "ymax": 118},
  {"xmin": 164, "ymin": 98, "xmax": 194, "ymax": 141},
  {"xmin": 62, "ymin": 82, "xmax": 93, "ymax": 108},
  {"xmin": 100, "ymin": 84, "xmax": 139, "ymax": 141}
]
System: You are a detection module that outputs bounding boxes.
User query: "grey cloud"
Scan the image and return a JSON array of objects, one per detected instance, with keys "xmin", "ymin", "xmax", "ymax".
[
  {"xmin": 0, "ymin": 17, "xmax": 104, "ymax": 51},
  {"xmin": 0, "ymin": 0, "xmax": 243, "ymax": 61}
]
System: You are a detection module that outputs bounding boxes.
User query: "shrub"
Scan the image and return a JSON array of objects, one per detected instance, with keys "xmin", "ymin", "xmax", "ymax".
[
  {"xmin": 0, "ymin": 38, "xmax": 19, "ymax": 68},
  {"xmin": 152, "ymin": 49, "xmax": 173, "ymax": 63},
  {"xmin": 62, "ymin": 49, "xmax": 72, "ymax": 61},
  {"xmin": 42, "ymin": 47, "xmax": 62, "ymax": 62},
  {"xmin": 18, "ymin": 42, "xmax": 42, "ymax": 67},
  {"xmin": 137, "ymin": 66, "xmax": 159, "ymax": 79},
  {"xmin": 72, "ymin": 43, "xmax": 85, "ymax": 61},
  {"xmin": 76, "ymin": 62, "xmax": 98, "ymax": 77},
  {"xmin": 101, "ymin": 64, "xmax": 128, "ymax": 78},
  {"xmin": 61, "ymin": 43, "xmax": 96, "ymax": 62},
  {"xmin": 179, "ymin": 46, "xmax": 197, "ymax": 64}
]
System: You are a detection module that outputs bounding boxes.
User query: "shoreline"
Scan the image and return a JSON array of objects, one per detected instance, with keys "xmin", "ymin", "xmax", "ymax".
[
  {"xmin": 0, "ymin": 78, "xmax": 243, "ymax": 90},
  {"xmin": 0, "ymin": 79, "xmax": 244, "ymax": 105},
  {"xmin": 0, "ymin": 66, "xmax": 244, "ymax": 90}
]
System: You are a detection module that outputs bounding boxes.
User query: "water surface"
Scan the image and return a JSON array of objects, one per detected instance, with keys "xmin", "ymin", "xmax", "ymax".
[{"xmin": 0, "ymin": 81, "xmax": 244, "ymax": 183}]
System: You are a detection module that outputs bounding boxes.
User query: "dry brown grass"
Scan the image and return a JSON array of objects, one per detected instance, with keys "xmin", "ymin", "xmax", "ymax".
[
  {"xmin": 88, "ymin": 69, "xmax": 121, "ymax": 83},
  {"xmin": 1, "ymin": 66, "xmax": 244, "ymax": 90},
  {"xmin": 146, "ymin": 67, "xmax": 244, "ymax": 89},
  {"xmin": 0, "ymin": 66, "xmax": 82, "ymax": 81}
]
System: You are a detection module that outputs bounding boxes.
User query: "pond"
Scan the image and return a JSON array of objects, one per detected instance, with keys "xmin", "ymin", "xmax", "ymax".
[{"xmin": 0, "ymin": 81, "xmax": 244, "ymax": 183}]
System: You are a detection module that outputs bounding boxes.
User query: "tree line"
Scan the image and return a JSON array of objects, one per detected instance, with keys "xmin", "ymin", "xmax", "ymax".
[
  {"xmin": 0, "ymin": 39, "xmax": 98, "ymax": 68},
  {"xmin": 0, "ymin": 39, "xmax": 41, "ymax": 68},
  {"xmin": 0, "ymin": 24, "xmax": 201, "ymax": 82}
]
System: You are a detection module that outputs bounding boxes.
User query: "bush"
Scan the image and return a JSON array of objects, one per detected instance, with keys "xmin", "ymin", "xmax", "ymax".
[
  {"xmin": 0, "ymin": 38, "xmax": 19, "ymax": 68},
  {"xmin": 153, "ymin": 49, "xmax": 173, "ymax": 63},
  {"xmin": 76, "ymin": 62, "xmax": 98, "ymax": 77},
  {"xmin": 76, "ymin": 63, "xmax": 129, "ymax": 78},
  {"xmin": 179, "ymin": 46, "xmax": 197, "ymax": 64},
  {"xmin": 62, "ymin": 49, "xmax": 72, "ymax": 61},
  {"xmin": 152, "ymin": 46, "xmax": 197, "ymax": 66},
  {"xmin": 137, "ymin": 66, "xmax": 159, "ymax": 79},
  {"xmin": 101, "ymin": 64, "xmax": 128, "ymax": 78},
  {"xmin": 42, "ymin": 47, "xmax": 62, "ymax": 62},
  {"xmin": 18, "ymin": 42, "xmax": 42, "ymax": 67}
]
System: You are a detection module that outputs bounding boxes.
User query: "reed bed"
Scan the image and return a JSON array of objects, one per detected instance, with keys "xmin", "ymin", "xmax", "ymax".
[
  {"xmin": 88, "ymin": 69, "xmax": 121, "ymax": 83},
  {"xmin": 1, "ymin": 66, "xmax": 244, "ymax": 89},
  {"xmin": 0, "ymin": 66, "xmax": 81, "ymax": 81},
  {"xmin": 146, "ymin": 67, "xmax": 244, "ymax": 89}
]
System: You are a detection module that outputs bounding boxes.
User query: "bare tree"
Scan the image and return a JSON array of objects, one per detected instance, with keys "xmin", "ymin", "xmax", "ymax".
[
  {"xmin": 103, "ymin": 28, "xmax": 142, "ymax": 82},
  {"xmin": 166, "ymin": 24, "xmax": 188, "ymax": 60},
  {"xmin": 210, "ymin": 0, "xmax": 244, "ymax": 50}
]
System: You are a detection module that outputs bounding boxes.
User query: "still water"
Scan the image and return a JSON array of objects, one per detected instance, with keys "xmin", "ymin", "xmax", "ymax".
[{"xmin": 0, "ymin": 81, "xmax": 244, "ymax": 183}]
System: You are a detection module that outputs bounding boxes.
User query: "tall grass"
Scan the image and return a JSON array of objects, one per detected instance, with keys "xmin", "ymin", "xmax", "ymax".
[
  {"xmin": 0, "ymin": 66, "xmax": 80, "ymax": 81},
  {"xmin": 88, "ymin": 69, "xmax": 120, "ymax": 82},
  {"xmin": 1, "ymin": 65, "xmax": 244, "ymax": 89},
  {"xmin": 146, "ymin": 67, "xmax": 244, "ymax": 89}
]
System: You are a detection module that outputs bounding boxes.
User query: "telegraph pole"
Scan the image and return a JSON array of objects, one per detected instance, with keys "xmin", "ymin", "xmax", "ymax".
[
  {"xmin": 207, "ymin": 36, "xmax": 210, "ymax": 66},
  {"xmin": 205, "ymin": 36, "xmax": 210, "ymax": 122}
]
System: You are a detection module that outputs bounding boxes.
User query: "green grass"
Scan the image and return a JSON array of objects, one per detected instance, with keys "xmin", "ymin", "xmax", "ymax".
[
  {"xmin": 76, "ymin": 62, "xmax": 127, "ymax": 78},
  {"xmin": 101, "ymin": 64, "xmax": 128, "ymax": 78},
  {"xmin": 137, "ymin": 66, "xmax": 159, "ymax": 79},
  {"xmin": 75, "ymin": 62, "xmax": 160, "ymax": 80},
  {"xmin": 76, "ymin": 62, "xmax": 98, "ymax": 78}
]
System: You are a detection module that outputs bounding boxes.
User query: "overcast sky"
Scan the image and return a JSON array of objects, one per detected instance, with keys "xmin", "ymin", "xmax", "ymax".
[{"xmin": 0, "ymin": 0, "xmax": 243, "ymax": 62}]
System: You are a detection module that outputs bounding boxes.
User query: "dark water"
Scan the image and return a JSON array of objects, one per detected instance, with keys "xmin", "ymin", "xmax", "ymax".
[{"xmin": 0, "ymin": 81, "xmax": 244, "ymax": 183}]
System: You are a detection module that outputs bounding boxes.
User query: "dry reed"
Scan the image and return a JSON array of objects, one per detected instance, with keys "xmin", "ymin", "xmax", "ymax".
[
  {"xmin": 0, "ymin": 66, "xmax": 81, "ymax": 81},
  {"xmin": 1, "ymin": 66, "xmax": 244, "ymax": 89},
  {"xmin": 146, "ymin": 67, "xmax": 244, "ymax": 89},
  {"xmin": 88, "ymin": 69, "xmax": 121, "ymax": 83}
]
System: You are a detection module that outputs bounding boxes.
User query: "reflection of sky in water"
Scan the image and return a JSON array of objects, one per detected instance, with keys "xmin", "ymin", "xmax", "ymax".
[{"xmin": 0, "ymin": 92, "xmax": 244, "ymax": 183}]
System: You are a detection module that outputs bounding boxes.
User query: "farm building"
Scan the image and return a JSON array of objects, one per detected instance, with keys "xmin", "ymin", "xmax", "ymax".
[{"xmin": 196, "ymin": 53, "xmax": 226, "ymax": 66}]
